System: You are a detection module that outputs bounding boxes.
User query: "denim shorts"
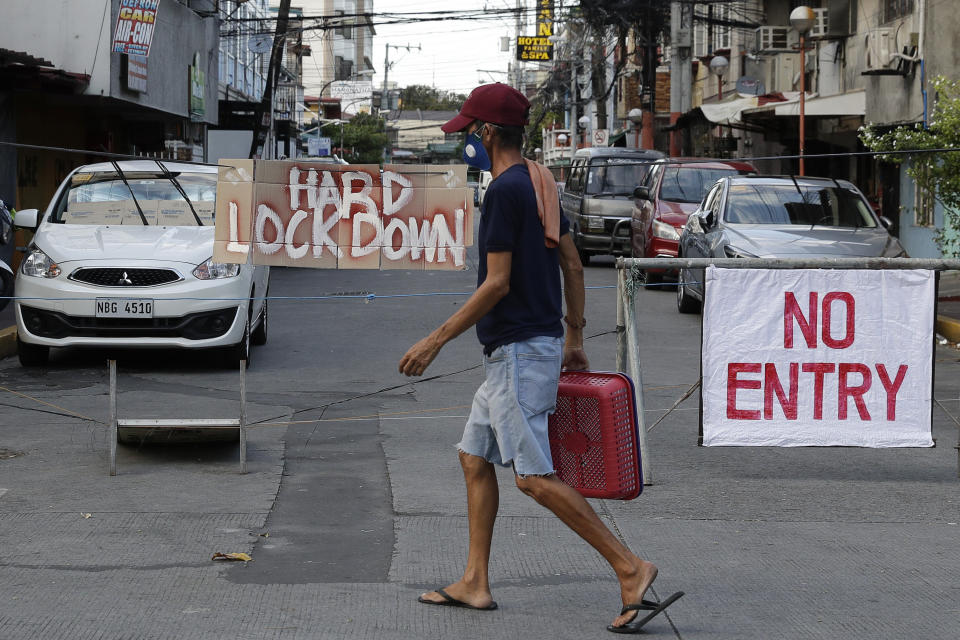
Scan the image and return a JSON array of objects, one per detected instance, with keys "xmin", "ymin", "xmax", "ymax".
[{"xmin": 457, "ymin": 336, "xmax": 563, "ymax": 477}]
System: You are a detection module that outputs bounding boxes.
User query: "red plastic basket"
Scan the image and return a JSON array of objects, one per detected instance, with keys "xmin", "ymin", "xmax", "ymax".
[{"xmin": 548, "ymin": 371, "xmax": 642, "ymax": 500}]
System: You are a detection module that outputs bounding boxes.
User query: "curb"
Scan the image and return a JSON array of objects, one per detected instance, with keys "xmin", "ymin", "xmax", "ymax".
[
  {"xmin": 0, "ymin": 325, "xmax": 16, "ymax": 361},
  {"xmin": 936, "ymin": 315, "xmax": 960, "ymax": 343}
]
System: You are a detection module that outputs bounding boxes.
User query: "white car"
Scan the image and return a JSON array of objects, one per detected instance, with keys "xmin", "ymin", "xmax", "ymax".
[{"xmin": 13, "ymin": 161, "xmax": 268, "ymax": 367}]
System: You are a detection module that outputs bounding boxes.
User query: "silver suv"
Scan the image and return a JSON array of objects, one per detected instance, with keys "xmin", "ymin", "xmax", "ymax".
[{"xmin": 561, "ymin": 147, "xmax": 664, "ymax": 264}]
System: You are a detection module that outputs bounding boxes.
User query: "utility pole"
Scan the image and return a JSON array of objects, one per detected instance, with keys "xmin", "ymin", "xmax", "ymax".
[
  {"xmin": 249, "ymin": 0, "xmax": 292, "ymax": 159},
  {"xmin": 514, "ymin": 0, "xmax": 523, "ymax": 89},
  {"xmin": 669, "ymin": 1, "xmax": 692, "ymax": 156},
  {"xmin": 380, "ymin": 43, "xmax": 420, "ymax": 111}
]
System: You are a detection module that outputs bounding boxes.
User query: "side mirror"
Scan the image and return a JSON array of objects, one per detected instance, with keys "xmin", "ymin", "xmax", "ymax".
[
  {"xmin": 698, "ymin": 210, "xmax": 715, "ymax": 228},
  {"xmin": 633, "ymin": 186, "xmax": 650, "ymax": 201},
  {"xmin": 879, "ymin": 215, "xmax": 894, "ymax": 230},
  {"xmin": 14, "ymin": 208, "xmax": 39, "ymax": 229}
]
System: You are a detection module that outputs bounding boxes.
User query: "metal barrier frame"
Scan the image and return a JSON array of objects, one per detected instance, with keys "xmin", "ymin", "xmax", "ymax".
[
  {"xmin": 108, "ymin": 359, "xmax": 248, "ymax": 475},
  {"xmin": 615, "ymin": 256, "xmax": 960, "ymax": 485}
]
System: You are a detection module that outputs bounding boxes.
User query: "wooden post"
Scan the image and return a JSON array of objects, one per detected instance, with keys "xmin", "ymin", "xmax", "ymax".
[
  {"xmin": 239, "ymin": 360, "xmax": 247, "ymax": 474},
  {"xmin": 109, "ymin": 360, "xmax": 117, "ymax": 476}
]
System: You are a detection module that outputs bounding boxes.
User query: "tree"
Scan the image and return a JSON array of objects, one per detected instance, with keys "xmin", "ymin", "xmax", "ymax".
[
  {"xmin": 860, "ymin": 76, "xmax": 960, "ymax": 255},
  {"xmin": 399, "ymin": 85, "xmax": 467, "ymax": 111},
  {"xmin": 324, "ymin": 113, "xmax": 388, "ymax": 165}
]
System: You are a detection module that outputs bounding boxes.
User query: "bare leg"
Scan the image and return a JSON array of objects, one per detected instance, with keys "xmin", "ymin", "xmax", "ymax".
[
  {"xmin": 419, "ymin": 451, "xmax": 499, "ymax": 609},
  {"xmin": 515, "ymin": 473, "xmax": 657, "ymax": 627}
]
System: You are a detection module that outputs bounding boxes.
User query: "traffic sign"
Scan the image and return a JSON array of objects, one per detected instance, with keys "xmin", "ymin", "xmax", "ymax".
[{"xmin": 593, "ymin": 129, "xmax": 609, "ymax": 147}]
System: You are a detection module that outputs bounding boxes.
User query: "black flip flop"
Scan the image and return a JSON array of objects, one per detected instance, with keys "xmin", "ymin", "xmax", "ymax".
[
  {"xmin": 417, "ymin": 587, "xmax": 498, "ymax": 611},
  {"xmin": 607, "ymin": 591, "xmax": 684, "ymax": 634}
]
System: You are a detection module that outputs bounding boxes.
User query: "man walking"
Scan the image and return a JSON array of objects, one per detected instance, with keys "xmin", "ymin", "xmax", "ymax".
[{"xmin": 399, "ymin": 83, "xmax": 666, "ymax": 632}]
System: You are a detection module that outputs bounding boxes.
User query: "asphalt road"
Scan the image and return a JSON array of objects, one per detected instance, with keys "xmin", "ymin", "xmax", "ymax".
[{"xmin": 0, "ymin": 247, "xmax": 959, "ymax": 639}]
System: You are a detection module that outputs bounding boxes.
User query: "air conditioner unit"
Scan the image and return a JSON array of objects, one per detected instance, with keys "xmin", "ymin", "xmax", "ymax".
[
  {"xmin": 863, "ymin": 28, "xmax": 896, "ymax": 74},
  {"xmin": 761, "ymin": 53, "xmax": 801, "ymax": 93},
  {"xmin": 809, "ymin": 8, "xmax": 829, "ymax": 39},
  {"xmin": 755, "ymin": 26, "xmax": 793, "ymax": 53}
]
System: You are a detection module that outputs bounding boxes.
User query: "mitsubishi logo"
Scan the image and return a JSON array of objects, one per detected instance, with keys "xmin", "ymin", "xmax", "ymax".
[{"xmin": 118, "ymin": 271, "xmax": 133, "ymax": 286}]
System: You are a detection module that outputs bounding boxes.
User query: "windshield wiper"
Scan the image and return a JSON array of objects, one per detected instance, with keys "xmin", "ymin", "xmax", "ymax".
[
  {"xmin": 108, "ymin": 160, "xmax": 149, "ymax": 226},
  {"xmin": 154, "ymin": 159, "xmax": 203, "ymax": 226}
]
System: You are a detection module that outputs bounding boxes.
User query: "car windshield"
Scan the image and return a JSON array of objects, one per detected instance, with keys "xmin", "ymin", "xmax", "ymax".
[
  {"xmin": 52, "ymin": 171, "xmax": 217, "ymax": 226},
  {"xmin": 659, "ymin": 167, "xmax": 747, "ymax": 203},
  {"xmin": 723, "ymin": 183, "xmax": 877, "ymax": 228},
  {"xmin": 585, "ymin": 159, "xmax": 652, "ymax": 196}
]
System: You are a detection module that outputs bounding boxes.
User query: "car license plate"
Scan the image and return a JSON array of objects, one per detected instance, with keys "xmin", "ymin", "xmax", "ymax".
[{"xmin": 95, "ymin": 298, "xmax": 154, "ymax": 318}]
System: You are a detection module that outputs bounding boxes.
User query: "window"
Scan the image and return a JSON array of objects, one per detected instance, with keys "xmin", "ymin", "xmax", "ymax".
[
  {"xmin": 336, "ymin": 10, "xmax": 353, "ymax": 39},
  {"xmin": 884, "ymin": 0, "xmax": 914, "ymax": 22},
  {"xmin": 723, "ymin": 184, "xmax": 877, "ymax": 228},
  {"xmin": 713, "ymin": 3, "xmax": 732, "ymax": 52}
]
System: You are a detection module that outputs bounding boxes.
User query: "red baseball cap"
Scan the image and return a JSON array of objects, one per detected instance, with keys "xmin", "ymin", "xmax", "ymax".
[{"xmin": 441, "ymin": 83, "xmax": 531, "ymax": 133}]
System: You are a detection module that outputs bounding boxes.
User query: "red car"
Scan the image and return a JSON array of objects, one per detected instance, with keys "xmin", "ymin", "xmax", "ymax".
[{"xmin": 630, "ymin": 158, "xmax": 755, "ymax": 285}]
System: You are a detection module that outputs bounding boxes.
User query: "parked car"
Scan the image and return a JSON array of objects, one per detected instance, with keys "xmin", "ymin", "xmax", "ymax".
[
  {"xmin": 675, "ymin": 175, "xmax": 907, "ymax": 313},
  {"xmin": 467, "ymin": 179, "xmax": 481, "ymax": 206},
  {"xmin": 13, "ymin": 161, "xmax": 269, "ymax": 366},
  {"xmin": 561, "ymin": 147, "xmax": 665, "ymax": 263},
  {"xmin": 0, "ymin": 198, "xmax": 14, "ymax": 312},
  {"xmin": 630, "ymin": 158, "xmax": 755, "ymax": 285}
]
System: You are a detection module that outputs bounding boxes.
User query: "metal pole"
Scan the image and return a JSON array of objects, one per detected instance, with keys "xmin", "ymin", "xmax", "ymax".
[
  {"xmin": 616, "ymin": 268, "xmax": 627, "ymax": 373},
  {"xmin": 622, "ymin": 270, "xmax": 652, "ymax": 485},
  {"xmin": 240, "ymin": 360, "xmax": 247, "ymax": 474},
  {"xmin": 109, "ymin": 360, "xmax": 117, "ymax": 476},
  {"xmin": 617, "ymin": 257, "xmax": 960, "ymax": 271},
  {"xmin": 799, "ymin": 34, "xmax": 806, "ymax": 176}
]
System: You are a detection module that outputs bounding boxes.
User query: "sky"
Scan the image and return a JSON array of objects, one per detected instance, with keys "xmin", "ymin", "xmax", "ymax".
[{"xmin": 296, "ymin": 0, "xmax": 525, "ymax": 97}]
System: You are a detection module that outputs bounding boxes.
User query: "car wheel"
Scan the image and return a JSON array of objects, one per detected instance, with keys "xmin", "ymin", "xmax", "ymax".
[
  {"xmin": 224, "ymin": 317, "xmax": 251, "ymax": 368},
  {"xmin": 18, "ymin": 337, "xmax": 49, "ymax": 367},
  {"xmin": 578, "ymin": 248, "xmax": 591, "ymax": 266},
  {"xmin": 251, "ymin": 292, "xmax": 268, "ymax": 346},
  {"xmin": 677, "ymin": 268, "xmax": 701, "ymax": 314}
]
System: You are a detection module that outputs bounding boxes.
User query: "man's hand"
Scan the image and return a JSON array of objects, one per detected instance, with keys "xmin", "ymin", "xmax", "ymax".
[
  {"xmin": 562, "ymin": 346, "xmax": 589, "ymax": 371},
  {"xmin": 399, "ymin": 335, "xmax": 442, "ymax": 377}
]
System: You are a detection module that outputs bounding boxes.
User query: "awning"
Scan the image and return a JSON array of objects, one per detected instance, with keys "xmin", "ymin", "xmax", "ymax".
[
  {"xmin": 668, "ymin": 93, "xmax": 792, "ymax": 130},
  {"xmin": 742, "ymin": 90, "xmax": 865, "ymax": 118}
]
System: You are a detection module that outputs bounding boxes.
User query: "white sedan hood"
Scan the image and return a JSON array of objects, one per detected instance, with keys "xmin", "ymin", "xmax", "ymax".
[{"xmin": 35, "ymin": 224, "xmax": 216, "ymax": 266}]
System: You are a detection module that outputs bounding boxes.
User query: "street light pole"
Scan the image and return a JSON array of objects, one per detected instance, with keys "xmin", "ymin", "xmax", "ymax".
[{"xmin": 790, "ymin": 6, "xmax": 815, "ymax": 177}]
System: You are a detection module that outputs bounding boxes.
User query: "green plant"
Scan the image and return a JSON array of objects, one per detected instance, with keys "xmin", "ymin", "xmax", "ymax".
[{"xmin": 860, "ymin": 75, "xmax": 960, "ymax": 255}]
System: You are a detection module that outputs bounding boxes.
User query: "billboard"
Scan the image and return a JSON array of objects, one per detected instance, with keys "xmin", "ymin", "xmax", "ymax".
[
  {"xmin": 112, "ymin": 0, "xmax": 160, "ymax": 57},
  {"xmin": 330, "ymin": 81, "xmax": 374, "ymax": 115}
]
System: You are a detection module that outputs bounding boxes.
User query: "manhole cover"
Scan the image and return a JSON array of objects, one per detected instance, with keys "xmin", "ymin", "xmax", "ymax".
[{"xmin": 0, "ymin": 449, "xmax": 24, "ymax": 460}]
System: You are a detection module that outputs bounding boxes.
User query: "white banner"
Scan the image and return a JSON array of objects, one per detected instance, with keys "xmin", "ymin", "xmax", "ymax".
[{"xmin": 702, "ymin": 267, "xmax": 934, "ymax": 447}]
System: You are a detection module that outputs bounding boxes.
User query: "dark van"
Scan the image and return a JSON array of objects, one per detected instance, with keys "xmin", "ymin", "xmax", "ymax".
[{"xmin": 561, "ymin": 147, "xmax": 665, "ymax": 263}]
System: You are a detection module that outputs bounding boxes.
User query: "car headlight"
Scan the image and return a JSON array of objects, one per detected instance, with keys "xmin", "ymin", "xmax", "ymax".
[
  {"xmin": 582, "ymin": 215, "xmax": 605, "ymax": 232},
  {"xmin": 193, "ymin": 257, "xmax": 241, "ymax": 280},
  {"xmin": 21, "ymin": 248, "xmax": 61, "ymax": 278},
  {"xmin": 724, "ymin": 245, "xmax": 757, "ymax": 259},
  {"xmin": 652, "ymin": 219, "xmax": 680, "ymax": 241}
]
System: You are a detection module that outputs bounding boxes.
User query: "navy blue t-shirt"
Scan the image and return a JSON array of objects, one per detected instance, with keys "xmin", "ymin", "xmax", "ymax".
[{"xmin": 476, "ymin": 163, "xmax": 570, "ymax": 354}]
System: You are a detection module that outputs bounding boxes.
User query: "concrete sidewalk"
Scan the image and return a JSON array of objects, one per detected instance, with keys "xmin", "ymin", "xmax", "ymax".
[{"xmin": 936, "ymin": 271, "xmax": 960, "ymax": 342}]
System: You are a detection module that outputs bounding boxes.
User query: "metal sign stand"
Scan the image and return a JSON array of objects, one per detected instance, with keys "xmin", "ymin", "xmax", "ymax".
[{"xmin": 108, "ymin": 359, "xmax": 248, "ymax": 475}]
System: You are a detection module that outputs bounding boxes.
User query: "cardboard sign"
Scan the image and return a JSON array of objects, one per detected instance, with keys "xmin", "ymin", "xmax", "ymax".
[
  {"xmin": 214, "ymin": 160, "xmax": 473, "ymax": 270},
  {"xmin": 112, "ymin": 0, "xmax": 159, "ymax": 57},
  {"xmin": 701, "ymin": 267, "xmax": 934, "ymax": 447}
]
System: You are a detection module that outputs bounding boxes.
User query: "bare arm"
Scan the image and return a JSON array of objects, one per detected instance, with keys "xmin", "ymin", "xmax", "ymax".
[
  {"xmin": 398, "ymin": 251, "xmax": 512, "ymax": 377},
  {"xmin": 557, "ymin": 233, "xmax": 589, "ymax": 371}
]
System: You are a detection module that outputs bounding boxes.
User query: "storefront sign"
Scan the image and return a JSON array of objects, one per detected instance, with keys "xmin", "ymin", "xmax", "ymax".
[
  {"xmin": 214, "ymin": 161, "xmax": 473, "ymax": 271},
  {"xmin": 189, "ymin": 53, "xmax": 205, "ymax": 122},
  {"xmin": 126, "ymin": 54, "xmax": 148, "ymax": 92},
  {"xmin": 516, "ymin": 36, "xmax": 553, "ymax": 61},
  {"xmin": 537, "ymin": 0, "xmax": 553, "ymax": 37},
  {"xmin": 701, "ymin": 267, "xmax": 934, "ymax": 447},
  {"xmin": 112, "ymin": 0, "xmax": 160, "ymax": 57}
]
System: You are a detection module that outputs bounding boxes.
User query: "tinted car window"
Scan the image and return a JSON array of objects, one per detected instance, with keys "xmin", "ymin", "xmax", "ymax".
[
  {"xmin": 659, "ymin": 167, "xmax": 747, "ymax": 203},
  {"xmin": 723, "ymin": 184, "xmax": 877, "ymax": 228},
  {"xmin": 585, "ymin": 159, "xmax": 651, "ymax": 196}
]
